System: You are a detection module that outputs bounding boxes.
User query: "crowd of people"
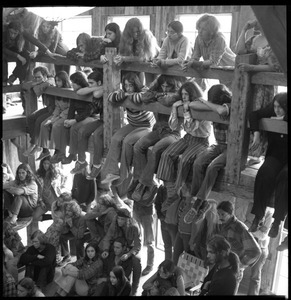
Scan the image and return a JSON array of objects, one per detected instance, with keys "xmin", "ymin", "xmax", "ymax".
[{"xmin": 3, "ymin": 8, "xmax": 288, "ymax": 297}]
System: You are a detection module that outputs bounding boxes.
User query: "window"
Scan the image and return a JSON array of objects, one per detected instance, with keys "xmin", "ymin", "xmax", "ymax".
[
  {"xmin": 59, "ymin": 16, "xmax": 92, "ymax": 50},
  {"xmin": 177, "ymin": 13, "xmax": 232, "ymax": 48},
  {"xmin": 107, "ymin": 15, "xmax": 150, "ymax": 31}
]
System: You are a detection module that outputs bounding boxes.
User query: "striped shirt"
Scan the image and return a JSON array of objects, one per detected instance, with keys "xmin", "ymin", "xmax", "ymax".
[{"xmin": 108, "ymin": 86, "xmax": 156, "ymax": 128}]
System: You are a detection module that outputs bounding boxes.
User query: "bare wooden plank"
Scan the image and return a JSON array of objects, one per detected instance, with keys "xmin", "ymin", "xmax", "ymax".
[
  {"xmin": 251, "ymin": 72, "xmax": 287, "ymax": 87},
  {"xmin": 2, "ymin": 117, "xmax": 27, "ymax": 140},
  {"xmin": 44, "ymin": 87, "xmax": 92, "ymax": 102},
  {"xmin": 3, "ymin": 84, "xmax": 22, "ymax": 93},
  {"xmin": 259, "ymin": 118, "xmax": 288, "ymax": 134}
]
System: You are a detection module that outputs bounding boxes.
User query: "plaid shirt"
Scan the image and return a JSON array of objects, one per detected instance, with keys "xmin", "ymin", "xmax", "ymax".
[
  {"xmin": 3, "ymin": 271, "xmax": 17, "ymax": 297},
  {"xmin": 216, "ymin": 216, "xmax": 261, "ymax": 267}
]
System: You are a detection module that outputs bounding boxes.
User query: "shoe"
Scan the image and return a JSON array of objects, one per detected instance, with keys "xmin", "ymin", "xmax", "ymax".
[
  {"xmin": 132, "ymin": 183, "xmax": 145, "ymax": 201},
  {"xmin": 127, "ymin": 179, "xmax": 139, "ymax": 199},
  {"xmin": 249, "ymin": 216, "xmax": 263, "ymax": 233},
  {"xmin": 268, "ymin": 221, "xmax": 280, "ymax": 238},
  {"xmin": 57, "ymin": 255, "xmax": 71, "ymax": 267},
  {"xmin": 51, "ymin": 153, "xmax": 65, "ymax": 164},
  {"xmin": 194, "ymin": 200, "xmax": 211, "ymax": 223},
  {"xmin": 101, "ymin": 173, "xmax": 120, "ymax": 184},
  {"xmin": 143, "ymin": 184, "xmax": 158, "ymax": 201},
  {"xmin": 7, "ymin": 74, "xmax": 17, "ymax": 85},
  {"xmin": 61, "ymin": 154, "xmax": 77, "ymax": 165},
  {"xmin": 277, "ymin": 236, "xmax": 288, "ymax": 251},
  {"xmin": 86, "ymin": 165, "xmax": 102, "ymax": 180},
  {"xmin": 142, "ymin": 265, "xmax": 153, "ymax": 276},
  {"xmin": 70, "ymin": 161, "xmax": 88, "ymax": 174},
  {"xmin": 36, "ymin": 150, "xmax": 50, "ymax": 161}
]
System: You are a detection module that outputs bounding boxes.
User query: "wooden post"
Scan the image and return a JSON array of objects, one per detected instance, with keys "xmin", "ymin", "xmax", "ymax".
[
  {"xmin": 103, "ymin": 47, "xmax": 121, "ymax": 154},
  {"xmin": 225, "ymin": 54, "xmax": 256, "ymax": 184}
]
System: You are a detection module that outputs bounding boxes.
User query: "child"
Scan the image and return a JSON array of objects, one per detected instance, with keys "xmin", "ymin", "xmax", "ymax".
[
  {"xmin": 36, "ymin": 71, "xmax": 71, "ymax": 162},
  {"xmin": 100, "ymin": 72, "xmax": 156, "ymax": 186},
  {"xmin": 70, "ymin": 69, "xmax": 104, "ymax": 175}
]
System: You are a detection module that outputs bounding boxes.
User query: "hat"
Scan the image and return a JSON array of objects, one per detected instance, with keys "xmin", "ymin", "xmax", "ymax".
[{"xmin": 116, "ymin": 208, "xmax": 131, "ymax": 218}]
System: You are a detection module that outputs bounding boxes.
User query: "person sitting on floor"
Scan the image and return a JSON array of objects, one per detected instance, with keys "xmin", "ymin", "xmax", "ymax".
[
  {"xmin": 54, "ymin": 242, "xmax": 103, "ymax": 297},
  {"xmin": 142, "ymin": 259, "xmax": 185, "ymax": 296},
  {"xmin": 18, "ymin": 230, "xmax": 56, "ymax": 291},
  {"xmin": 17, "ymin": 277, "xmax": 45, "ymax": 297}
]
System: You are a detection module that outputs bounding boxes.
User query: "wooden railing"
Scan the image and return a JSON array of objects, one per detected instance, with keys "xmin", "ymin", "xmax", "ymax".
[{"xmin": 3, "ymin": 50, "xmax": 287, "ymax": 198}]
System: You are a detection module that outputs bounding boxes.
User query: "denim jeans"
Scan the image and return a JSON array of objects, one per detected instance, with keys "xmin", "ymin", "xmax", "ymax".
[
  {"xmin": 191, "ymin": 143, "xmax": 227, "ymax": 199},
  {"xmin": 131, "ymin": 253, "xmax": 142, "ymax": 295},
  {"xmin": 49, "ymin": 117, "xmax": 70, "ymax": 154},
  {"xmin": 77, "ymin": 119, "xmax": 103, "ymax": 162},
  {"xmin": 160, "ymin": 220, "xmax": 178, "ymax": 261},
  {"xmin": 59, "ymin": 231, "xmax": 86, "ymax": 259},
  {"xmin": 173, "ymin": 231, "xmax": 191, "ymax": 265},
  {"xmin": 68, "ymin": 117, "xmax": 96, "ymax": 156},
  {"xmin": 133, "ymin": 129, "xmax": 180, "ymax": 187},
  {"xmin": 133, "ymin": 206, "xmax": 155, "ymax": 267},
  {"xmin": 101, "ymin": 124, "xmax": 151, "ymax": 180},
  {"xmin": 92, "ymin": 123, "xmax": 104, "ymax": 165},
  {"xmin": 248, "ymin": 247, "xmax": 268, "ymax": 295}
]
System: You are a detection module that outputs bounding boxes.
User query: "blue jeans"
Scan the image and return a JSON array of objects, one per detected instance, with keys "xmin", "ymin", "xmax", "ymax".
[
  {"xmin": 191, "ymin": 143, "xmax": 227, "ymax": 199},
  {"xmin": 101, "ymin": 124, "xmax": 151, "ymax": 180},
  {"xmin": 173, "ymin": 231, "xmax": 191, "ymax": 265},
  {"xmin": 160, "ymin": 220, "xmax": 178, "ymax": 261},
  {"xmin": 133, "ymin": 205, "xmax": 155, "ymax": 267},
  {"xmin": 248, "ymin": 247, "xmax": 268, "ymax": 295},
  {"xmin": 133, "ymin": 129, "xmax": 180, "ymax": 187}
]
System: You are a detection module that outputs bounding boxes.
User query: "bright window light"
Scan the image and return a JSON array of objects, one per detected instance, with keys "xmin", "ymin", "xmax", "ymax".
[{"xmin": 107, "ymin": 15, "xmax": 150, "ymax": 31}]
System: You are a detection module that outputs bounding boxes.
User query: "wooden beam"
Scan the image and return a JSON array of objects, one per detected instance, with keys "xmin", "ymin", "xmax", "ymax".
[
  {"xmin": 251, "ymin": 72, "xmax": 287, "ymax": 87},
  {"xmin": 44, "ymin": 87, "xmax": 92, "ymax": 102},
  {"xmin": 2, "ymin": 117, "xmax": 27, "ymax": 140}
]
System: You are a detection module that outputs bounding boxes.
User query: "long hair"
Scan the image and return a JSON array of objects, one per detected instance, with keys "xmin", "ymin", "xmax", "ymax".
[
  {"xmin": 158, "ymin": 259, "xmax": 176, "ymax": 273},
  {"xmin": 208, "ymin": 84, "xmax": 232, "ymax": 105},
  {"xmin": 273, "ymin": 92, "xmax": 287, "ymax": 118},
  {"xmin": 121, "ymin": 72, "xmax": 143, "ymax": 92},
  {"xmin": 76, "ymin": 32, "xmax": 91, "ymax": 48},
  {"xmin": 30, "ymin": 230, "xmax": 48, "ymax": 245},
  {"xmin": 37, "ymin": 20, "xmax": 58, "ymax": 47},
  {"xmin": 207, "ymin": 234, "xmax": 240, "ymax": 276},
  {"xmin": 65, "ymin": 200, "xmax": 83, "ymax": 218},
  {"xmin": 84, "ymin": 242, "xmax": 99, "ymax": 262},
  {"xmin": 55, "ymin": 71, "xmax": 71, "ymax": 88},
  {"xmin": 196, "ymin": 14, "xmax": 221, "ymax": 37},
  {"xmin": 150, "ymin": 75, "xmax": 185, "ymax": 93},
  {"xmin": 70, "ymin": 71, "xmax": 89, "ymax": 88},
  {"xmin": 36, "ymin": 155, "xmax": 58, "ymax": 181},
  {"xmin": 110, "ymin": 265, "xmax": 128, "ymax": 296},
  {"xmin": 178, "ymin": 80, "xmax": 204, "ymax": 102},
  {"xmin": 15, "ymin": 163, "xmax": 34, "ymax": 185},
  {"xmin": 18, "ymin": 277, "xmax": 39, "ymax": 296},
  {"xmin": 33, "ymin": 65, "xmax": 51, "ymax": 78},
  {"xmin": 7, "ymin": 21, "xmax": 25, "ymax": 52},
  {"xmin": 98, "ymin": 193, "xmax": 118, "ymax": 210},
  {"xmin": 104, "ymin": 22, "xmax": 121, "ymax": 49},
  {"xmin": 119, "ymin": 17, "xmax": 159, "ymax": 60}
]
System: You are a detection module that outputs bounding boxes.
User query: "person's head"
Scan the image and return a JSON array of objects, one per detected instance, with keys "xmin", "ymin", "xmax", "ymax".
[
  {"xmin": 33, "ymin": 66, "xmax": 50, "ymax": 83},
  {"xmin": 96, "ymin": 193, "xmax": 117, "ymax": 214},
  {"xmin": 87, "ymin": 69, "xmax": 103, "ymax": 87},
  {"xmin": 7, "ymin": 20, "xmax": 23, "ymax": 40},
  {"xmin": 65, "ymin": 200, "xmax": 83, "ymax": 218},
  {"xmin": 104, "ymin": 22, "xmax": 121, "ymax": 46},
  {"xmin": 30, "ymin": 230, "xmax": 47, "ymax": 250},
  {"xmin": 57, "ymin": 191, "xmax": 73, "ymax": 206},
  {"xmin": 158, "ymin": 259, "xmax": 176, "ymax": 279},
  {"xmin": 116, "ymin": 208, "xmax": 131, "ymax": 227},
  {"xmin": 124, "ymin": 17, "xmax": 144, "ymax": 41},
  {"xmin": 179, "ymin": 80, "xmax": 204, "ymax": 103},
  {"xmin": 122, "ymin": 72, "xmax": 143, "ymax": 93},
  {"xmin": 55, "ymin": 70, "xmax": 71, "ymax": 88},
  {"xmin": 3, "ymin": 221, "xmax": 18, "ymax": 239},
  {"xmin": 76, "ymin": 32, "xmax": 91, "ymax": 53},
  {"xmin": 208, "ymin": 84, "xmax": 232, "ymax": 105},
  {"xmin": 17, "ymin": 277, "xmax": 38, "ymax": 297},
  {"xmin": 70, "ymin": 71, "xmax": 89, "ymax": 91},
  {"xmin": 84, "ymin": 242, "xmax": 99, "ymax": 261},
  {"xmin": 273, "ymin": 92, "xmax": 287, "ymax": 118},
  {"xmin": 206, "ymin": 234, "xmax": 240, "ymax": 274},
  {"xmin": 217, "ymin": 201, "xmax": 234, "ymax": 224},
  {"xmin": 196, "ymin": 14, "xmax": 221, "ymax": 41},
  {"xmin": 156, "ymin": 75, "xmax": 183, "ymax": 93},
  {"xmin": 40, "ymin": 20, "xmax": 57, "ymax": 35},
  {"xmin": 113, "ymin": 237, "xmax": 127, "ymax": 257},
  {"xmin": 15, "ymin": 163, "xmax": 34, "ymax": 185},
  {"xmin": 109, "ymin": 265, "xmax": 126, "ymax": 286},
  {"xmin": 36, "ymin": 155, "xmax": 57, "ymax": 181},
  {"xmin": 167, "ymin": 20, "xmax": 183, "ymax": 41}
]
